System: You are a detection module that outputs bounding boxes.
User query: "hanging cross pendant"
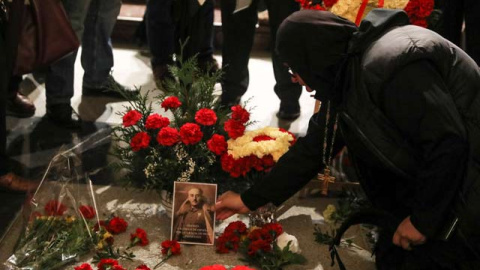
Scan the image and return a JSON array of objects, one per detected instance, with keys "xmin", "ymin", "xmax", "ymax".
[{"xmin": 318, "ymin": 167, "xmax": 335, "ymax": 196}]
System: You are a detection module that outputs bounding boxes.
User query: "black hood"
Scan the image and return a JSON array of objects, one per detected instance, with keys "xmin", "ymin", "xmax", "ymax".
[
  {"xmin": 276, "ymin": 9, "xmax": 409, "ymax": 102},
  {"xmin": 276, "ymin": 10, "xmax": 357, "ymax": 102}
]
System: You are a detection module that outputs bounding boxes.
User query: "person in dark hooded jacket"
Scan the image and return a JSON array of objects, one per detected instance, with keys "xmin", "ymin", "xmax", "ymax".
[{"xmin": 215, "ymin": 9, "xmax": 480, "ymax": 270}]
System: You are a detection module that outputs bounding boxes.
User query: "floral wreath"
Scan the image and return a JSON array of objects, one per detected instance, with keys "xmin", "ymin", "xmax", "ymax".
[
  {"xmin": 295, "ymin": 0, "xmax": 434, "ymax": 28},
  {"xmin": 227, "ymin": 127, "xmax": 295, "ymax": 162}
]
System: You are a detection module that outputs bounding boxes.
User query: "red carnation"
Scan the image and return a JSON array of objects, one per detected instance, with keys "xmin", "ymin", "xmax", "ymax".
[
  {"xmin": 112, "ymin": 266, "xmax": 127, "ymax": 270},
  {"xmin": 323, "ymin": 0, "xmax": 338, "ymax": 7},
  {"xmin": 207, "ymin": 134, "xmax": 227, "ymax": 155},
  {"xmin": 161, "ymin": 96, "xmax": 182, "ymax": 111},
  {"xmin": 44, "ymin": 200, "xmax": 67, "ymax": 216},
  {"xmin": 135, "ymin": 265, "xmax": 151, "ymax": 270},
  {"xmin": 108, "ymin": 217, "xmax": 128, "ymax": 234},
  {"xmin": 231, "ymin": 105, "xmax": 250, "ymax": 123},
  {"xmin": 105, "ymin": 234, "xmax": 115, "ymax": 246},
  {"xmin": 199, "ymin": 265, "xmax": 227, "ymax": 270},
  {"xmin": 262, "ymin": 223, "xmax": 283, "ymax": 238},
  {"xmin": 253, "ymin": 135, "xmax": 274, "ymax": 142},
  {"xmin": 404, "ymin": 0, "xmax": 434, "ymax": 28},
  {"xmin": 74, "ymin": 263, "xmax": 93, "ymax": 270},
  {"xmin": 130, "ymin": 132, "xmax": 151, "ymax": 152},
  {"xmin": 195, "ymin": 108, "xmax": 217, "ymax": 126},
  {"xmin": 79, "ymin": 205, "xmax": 96, "ymax": 219},
  {"xmin": 247, "ymin": 238, "xmax": 272, "ymax": 256},
  {"xmin": 224, "ymin": 119, "xmax": 246, "ymax": 139},
  {"xmin": 216, "ymin": 230, "xmax": 241, "ymax": 253},
  {"xmin": 221, "ymin": 154, "xmax": 241, "ymax": 178},
  {"xmin": 261, "ymin": 155, "xmax": 275, "ymax": 168},
  {"xmin": 225, "ymin": 221, "xmax": 247, "ymax": 234},
  {"xmin": 123, "ymin": 110, "xmax": 142, "ymax": 127},
  {"xmin": 161, "ymin": 240, "xmax": 181, "ymax": 255},
  {"xmin": 180, "ymin": 123, "xmax": 203, "ymax": 145},
  {"xmin": 157, "ymin": 127, "xmax": 180, "ymax": 146},
  {"xmin": 130, "ymin": 228, "xmax": 149, "ymax": 246},
  {"xmin": 97, "ymin": 259, "xmax": 119, "ymax": 270},
  {"xmin": 145, "ymin": 114, "xmax": 170, "ymax": 130}
]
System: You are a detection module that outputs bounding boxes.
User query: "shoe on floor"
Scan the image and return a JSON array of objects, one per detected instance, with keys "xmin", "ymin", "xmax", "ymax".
[
  {"xmin": 0, "ymin": 172, "xmax": 39, "ymax": 193},
  {"xmin": 6, "ymin": 92, "xmax": 36, "ymax": 118},
  {"xmin": 46, "ymin": 104, "xmax": 82, "ymax": 129},
  {"xmin": 83, "ymin": 75, "xmax": 138, "ymax": 99},
  {"xmin": 153, "ymin": 64, "xmax": 174, "ymax": 88}
]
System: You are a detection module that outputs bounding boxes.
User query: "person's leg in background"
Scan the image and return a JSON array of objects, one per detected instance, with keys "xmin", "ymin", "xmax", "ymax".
[
  {"xmin": 0, "ymin": 24, "xmax": 8, "ymax": 177},
  {"xmin": 195, "ymin": 0, "xmax": 219, "ymax": 74},
  {"xmin": 6, "ymin": 75, "xmax": 35, "ymax": 118},
  {"xmin": 464, "ymin": 0, "xmax": 480, "ymax": 66},
  {"xmin": 220, "ymin": 0, "xmax": 258, "ymax": 106},
  {"xmin": 146, "ymin": 0, "xmax": 175, "ymax": 84},
  {"xmin": 265, "ymin": 0, "xmax": 302, "ymax": 120},
  {"xmin": 81, "ymin": 0, "xmax": 135, "ymax": 97},
  {"xmin": 0, "ymin": 20, "xmax": 36, "ymax": 192},
  {"xmin": 45, "ymin": 0, "xmax": 91, "ymax": 129}
]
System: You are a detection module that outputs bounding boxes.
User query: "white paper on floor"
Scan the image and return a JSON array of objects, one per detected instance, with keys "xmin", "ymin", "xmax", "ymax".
[{"xmin": 277, "ymin": 206, "xmax": 324, "ymax": 224}]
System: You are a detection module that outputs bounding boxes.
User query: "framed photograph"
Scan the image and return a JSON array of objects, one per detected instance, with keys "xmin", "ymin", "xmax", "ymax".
[{"xmin": 171, "ymin": 182, "xmax": 217, "ymax": 245}]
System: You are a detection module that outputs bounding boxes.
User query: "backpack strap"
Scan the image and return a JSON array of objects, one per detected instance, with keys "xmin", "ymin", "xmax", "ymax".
[{"xmin": 329, "ymin": 208, "xmax": 401, "ymax": 270}]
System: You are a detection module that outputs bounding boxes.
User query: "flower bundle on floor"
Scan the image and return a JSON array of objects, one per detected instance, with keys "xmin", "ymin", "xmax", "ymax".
[
  {"xmin": 112, "ymin": 56, "xmax": 236, "ymax": 193},
  {"xmin": 5, "ymin": 154, "xmax": 101, "ymax": 270},
  {"xmin": 216, "ymin": 221, "xmax": 306, "ymax": 270}
]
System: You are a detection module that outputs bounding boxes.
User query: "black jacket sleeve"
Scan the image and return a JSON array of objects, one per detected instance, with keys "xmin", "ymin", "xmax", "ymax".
[
  {"xmin": 241, "ymin": 103, "xmax": 346, "ymax": 210},
  {"xmin": 382, "ymin": 60, "xmax": 468, "ymax": 238}
]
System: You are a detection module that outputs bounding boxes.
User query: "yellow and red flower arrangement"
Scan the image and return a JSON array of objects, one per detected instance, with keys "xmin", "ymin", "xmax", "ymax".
[{"xmin": 295, "ymin": 0, "xmax": 435, "ymax": 28}]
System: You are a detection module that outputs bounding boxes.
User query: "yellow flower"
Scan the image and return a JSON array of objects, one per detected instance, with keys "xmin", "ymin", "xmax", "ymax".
[
  {"xmin": 323, "ymin": 204, "xmax": 337, "ymax": 224},
  {"xmin": 66, "ymin": 216, "xmax": 76, "ymax": 223},
  {"xmin": 97, "ymin": 241, "xmax": 104, "ymax": 250},
  {"xmin": 103, "ymin": 232, "xmax": 113, "ymax": 240}
]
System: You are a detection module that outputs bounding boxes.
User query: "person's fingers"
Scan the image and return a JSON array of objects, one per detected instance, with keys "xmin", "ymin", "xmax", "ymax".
[
  {"xmin": 216, "ymin": 209, "xmax": 235, "ymax": 220},
  {"xmin": 217, "ymin": 191, "xmax": 232, "ymax": 202},
  {"xmin": 400, "ymin": 237, "xmax": 412, "ymax": 251},
  {"xmin": 411, "ymin": 237, "xmax": 427, "ymax": 246},
  {"xmin": 392, "ymin": 231, "xmax": 401, "ymax": 247}
]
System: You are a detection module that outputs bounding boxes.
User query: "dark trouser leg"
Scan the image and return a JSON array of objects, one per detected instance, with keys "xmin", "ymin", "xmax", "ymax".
[
  {"xmin": 196, "ymin": 0, "xmax": 215, "ymax": 61},
  {"xmin": 146, "ymin": 0, "xmax": 175, "ymax": 67},
  {"xmin": 7, "ymin": 75, "xmax": 21, "ymax": 99},
  {"xmin": 265, "ymin": 0, "xmax": 302, "ymax": 113},
  {"xmin": 464, "ymin": 0, "xmax": 480, "ymax": 66},
  {"xmin": 81, "ymin": 0, "xmax": 122, "ymax": 88},
  {"xmin": 220, "ymin": 0, "xmax": 258, "ymax": 105},
  {"xmin": 0, "ymin": 28, "xmax": 8, "ymax": 175}
]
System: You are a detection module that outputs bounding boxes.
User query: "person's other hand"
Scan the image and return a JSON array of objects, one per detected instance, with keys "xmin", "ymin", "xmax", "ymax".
[
  {"xmin": 214, "ymin": 191, "xmax": 250, "ymax": 220},
  {"xmin": 392, "ymin": 216, "xmax": 426, "ymax": 250}
]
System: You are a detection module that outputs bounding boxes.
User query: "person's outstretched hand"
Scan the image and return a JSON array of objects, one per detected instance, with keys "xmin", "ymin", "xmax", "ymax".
[
  {"xmin": 214, "ymin": 191, "xmax": 250, "ymax": 220},
  {"xmin": 392, "ymin": 216, "xmax": 426, "ymax": 250}
]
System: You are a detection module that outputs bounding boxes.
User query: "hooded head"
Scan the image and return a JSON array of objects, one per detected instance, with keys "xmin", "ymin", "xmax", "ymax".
[{"xmin": 276, "ymin": 10, "xmax": 357, "ymax": 102}]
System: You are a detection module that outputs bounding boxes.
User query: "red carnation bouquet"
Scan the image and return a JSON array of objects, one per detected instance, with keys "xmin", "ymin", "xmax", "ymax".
[
  {"xmin": 112, "ymin": 56, "xmax": 239, "ymax": 194},
  {"xmin": 216, "ymin": 221, "xmax": 306, "ymax": 269},
  {"xmin": 4, "ymin": 151, "xmax": 102, "ymax": 269}
]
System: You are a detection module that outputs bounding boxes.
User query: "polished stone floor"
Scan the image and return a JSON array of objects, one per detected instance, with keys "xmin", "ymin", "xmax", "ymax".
[{"xmin": 0, "ymin": 44, "xmax": 316, "ymax": 237}]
